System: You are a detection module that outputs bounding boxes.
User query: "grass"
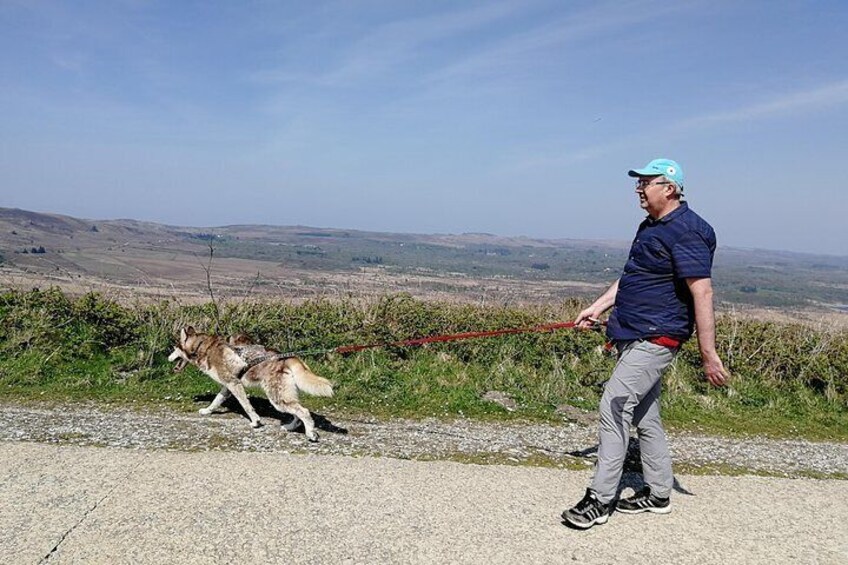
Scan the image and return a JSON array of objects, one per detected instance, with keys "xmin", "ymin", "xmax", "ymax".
[{"xmin": 0, "ymin": 287, "xmax": 846, "ymax": 442}]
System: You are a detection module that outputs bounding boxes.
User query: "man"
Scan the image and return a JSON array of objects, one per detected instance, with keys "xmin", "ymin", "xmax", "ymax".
[{"xmin": 562, "ymin": 158, "xmax": 729, "ymax": 529}]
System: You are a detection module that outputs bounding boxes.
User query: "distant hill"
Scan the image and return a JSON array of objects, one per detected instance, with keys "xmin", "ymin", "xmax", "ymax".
[{"xmin": 1, "ymin": 207, "xmax": 847, "ymax": 311}]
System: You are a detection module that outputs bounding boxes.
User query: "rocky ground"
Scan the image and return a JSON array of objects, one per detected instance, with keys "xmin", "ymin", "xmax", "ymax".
[{"xmin": 2, "ymin": 401, "xmax": 845, "ymax": 479}]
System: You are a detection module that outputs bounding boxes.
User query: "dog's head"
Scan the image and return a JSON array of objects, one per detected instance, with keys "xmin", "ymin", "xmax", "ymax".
[{"xmin": 168, "ymin": 326, "xmax": 199, "ymax": 372}]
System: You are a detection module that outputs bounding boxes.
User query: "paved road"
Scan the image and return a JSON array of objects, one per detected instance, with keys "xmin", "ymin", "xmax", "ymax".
[{"xmin": 2, "ymin": 441, "xmax": 846, "ymax": 565}]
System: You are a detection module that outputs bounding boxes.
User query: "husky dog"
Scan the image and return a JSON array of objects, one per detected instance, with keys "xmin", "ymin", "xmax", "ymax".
[{"xmin": 168, "ymin": 327, "xmax": 333, "ymax": 441}]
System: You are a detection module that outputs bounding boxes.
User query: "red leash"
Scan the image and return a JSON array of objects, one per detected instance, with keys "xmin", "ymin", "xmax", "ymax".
[
  {"xmin": 275, "ymin": 321, "xmax": 605, "ymax": 358},
  {"xmin": 330, "ymin": 320, "xmax": 604, "ymax": 354}
]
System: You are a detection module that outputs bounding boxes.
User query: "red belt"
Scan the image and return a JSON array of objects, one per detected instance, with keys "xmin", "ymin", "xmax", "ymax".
[
  {"xmin": 604, "ymin": 336, "xmax": 682, "ymax": 352},
  {"xmin": 648, "ymin": 336, "xmax": 682, "ymax": 349}
]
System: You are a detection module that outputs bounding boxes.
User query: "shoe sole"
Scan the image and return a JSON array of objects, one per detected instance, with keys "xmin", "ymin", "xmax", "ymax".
[
  {"xmin": 563, "ymin": 513, "xmax": 609, "ymax": 529},
  {"xmin": 616, "ymin": 505, "xmax": 672, "ymax": 515}
]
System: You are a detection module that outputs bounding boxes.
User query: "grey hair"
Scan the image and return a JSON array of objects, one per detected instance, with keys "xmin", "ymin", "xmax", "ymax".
[{"xmin": 662, "ymin": 176, "xmax": 685, "ymax": 199}]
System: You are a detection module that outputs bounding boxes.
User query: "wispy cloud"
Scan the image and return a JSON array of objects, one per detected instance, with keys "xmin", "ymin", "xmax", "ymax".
[
  {"xmin": 325, "ymin": 1, "xmax": 521, "ymax": 84},
  {"xmin": 372, "ymin": 0, "xmax": 708, "ymax": 120},
  {"xmin": 423, "ymin": 0, "xmax": 702, "ymax": 85},
  {"xmin": 50, "ymin": 51, "xmax": 86, "ymax": 73},
  {"xmin": 250, "ymin": 1, "xmax": 524, "ymax": 87},
  {"xmin": 511, "ymin": 79, "xmax": 848, "ymax": 170},
  {"xmin": 673, "ymin": 79, "xmax": 848, "ymax": 130}
]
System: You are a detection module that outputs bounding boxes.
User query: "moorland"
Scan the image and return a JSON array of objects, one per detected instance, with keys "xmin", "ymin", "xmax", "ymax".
[{"xmin": 2, "ymin": 207, "xmax": 847, "ymax": 315}]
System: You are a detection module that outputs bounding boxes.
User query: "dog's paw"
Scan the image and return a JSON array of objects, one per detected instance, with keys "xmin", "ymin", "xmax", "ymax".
[
  {"xmin": 250, "ymin": 419, "xmax": 264, "ymax": 429},
  {"xmin": 306, "ymin": 430, "xmax": 319, "ymax": 442},
  {"xmin": 199, "ymin": 408, "xmax": 213, "ymax": 416}
]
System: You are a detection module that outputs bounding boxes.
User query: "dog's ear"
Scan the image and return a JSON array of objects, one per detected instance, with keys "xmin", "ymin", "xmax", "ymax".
[{"xmin": 229, "ymin": 333, "xmax": 252, "ymax": 346}]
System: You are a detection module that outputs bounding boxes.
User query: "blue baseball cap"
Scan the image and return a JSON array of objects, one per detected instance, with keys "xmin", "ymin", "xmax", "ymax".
[{"xmin": 628, "ymin": 158, "xmax": 684, "ymax": 189}]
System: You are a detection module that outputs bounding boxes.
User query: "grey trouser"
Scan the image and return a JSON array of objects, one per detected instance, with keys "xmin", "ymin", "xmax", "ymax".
[{"xmin": 590, "ymin": 340, "xmax": 676, "ymax": 503}]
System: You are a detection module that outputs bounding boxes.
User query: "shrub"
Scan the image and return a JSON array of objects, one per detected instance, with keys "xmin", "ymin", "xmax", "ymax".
[{"xmin": 0, "ymin": 288, "xmax": 845, "ymax": 436}]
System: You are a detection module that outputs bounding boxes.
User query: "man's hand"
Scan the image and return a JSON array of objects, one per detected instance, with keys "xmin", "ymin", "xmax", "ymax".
[
  {"xmin": 702, "ymin": 351, "xmax": 729, "ymax": 387},
  {"xmin": 686, "ymin": 277, "xmax": 729, "ymax": 387},
  {"xmin": 574, "ymin": 307, "xmax": 603, "ymax": 329}
]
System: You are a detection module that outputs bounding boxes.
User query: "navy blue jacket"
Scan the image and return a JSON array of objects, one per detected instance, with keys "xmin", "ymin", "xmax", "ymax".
[{"xmin": 607, "ymin": 202, "xmax": 716, "ymax": 342}]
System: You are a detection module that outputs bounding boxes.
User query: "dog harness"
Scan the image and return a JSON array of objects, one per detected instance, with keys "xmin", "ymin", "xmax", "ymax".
[{"xmin": 232, "ymin": 345, "xmax": 293, "ymax": 370}]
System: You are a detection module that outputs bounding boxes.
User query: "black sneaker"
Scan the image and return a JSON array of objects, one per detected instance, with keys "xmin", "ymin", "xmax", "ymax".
[
  {"xmin": 616, "ymin": 486, "xmax": 671, "ymax": 514},
  {"xmin": 561, "ymin": 489, "xmax": 610, "ymax": 529}
]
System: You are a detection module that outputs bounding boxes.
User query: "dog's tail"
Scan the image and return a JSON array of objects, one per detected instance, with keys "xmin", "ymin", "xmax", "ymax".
[{"xmin": 285, "ymin": 357, "xmax": 334, "ymax": 397}]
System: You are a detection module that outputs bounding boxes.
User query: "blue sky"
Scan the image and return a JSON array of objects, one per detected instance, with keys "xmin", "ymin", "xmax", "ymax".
[{"xmin": 2, "ymin": 0, "xmax": 847, "ymax": 255}]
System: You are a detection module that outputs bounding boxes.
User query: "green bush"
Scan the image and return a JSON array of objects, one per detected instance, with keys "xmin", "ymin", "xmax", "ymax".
[{"xmin": 0, "ymin": 287, "xmax": 845, "ymax": 439}]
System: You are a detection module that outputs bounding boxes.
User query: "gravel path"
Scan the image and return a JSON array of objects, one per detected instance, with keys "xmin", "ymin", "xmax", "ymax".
[{"xmin": 1, "ymin": 401, "xmax": 845, "ymax": 478}]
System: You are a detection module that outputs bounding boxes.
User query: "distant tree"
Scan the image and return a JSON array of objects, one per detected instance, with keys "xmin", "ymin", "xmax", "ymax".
[
  {"xmin": 90, "ymin": 225, "xmax": 99, "ymax": 232},
  {"xmin": 531, "ymin": 262, "xmax": 550, "ymax": 271},
  {"xmin": 352, "ymin": 255, "xmax": 384, "ymax": 265}
]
